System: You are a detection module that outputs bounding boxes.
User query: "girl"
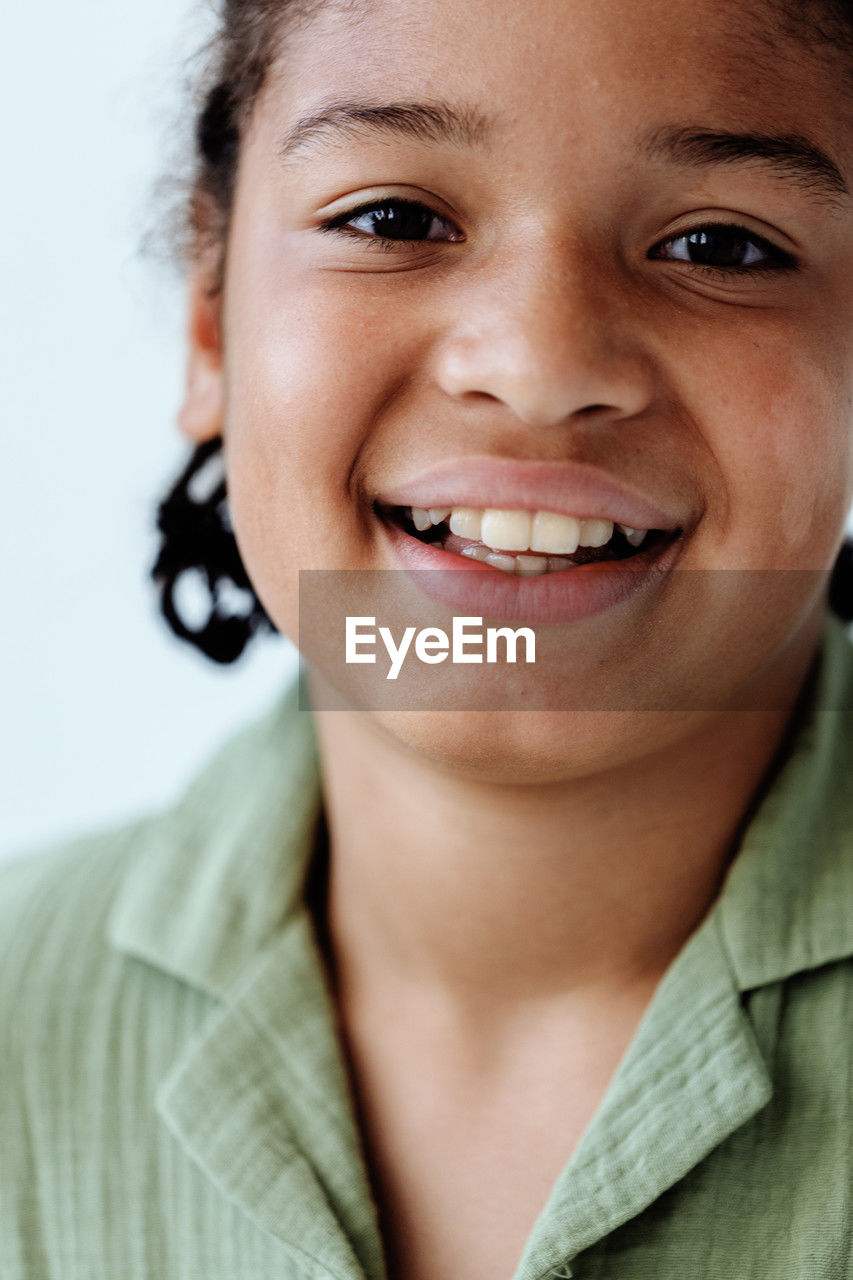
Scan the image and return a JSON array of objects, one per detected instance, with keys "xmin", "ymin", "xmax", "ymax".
[{"xmin": 3, "ymin": 0, "xmax": 853, "ymax": 1276}]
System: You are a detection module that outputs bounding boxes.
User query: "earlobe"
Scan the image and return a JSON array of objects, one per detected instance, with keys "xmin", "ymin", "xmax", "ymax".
[{"xmin": 177, "ymin": 275, "xmax": 225, "ymax": 444}]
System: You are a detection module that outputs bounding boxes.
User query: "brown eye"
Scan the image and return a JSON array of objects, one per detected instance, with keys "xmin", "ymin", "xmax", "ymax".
[
  {"xmin": 650, "ymin": 224, "xmax": 796, "ymax": 271},
  {"xmin": 323, "ymin": 198, "xmax": 463, "ymax": 243}
]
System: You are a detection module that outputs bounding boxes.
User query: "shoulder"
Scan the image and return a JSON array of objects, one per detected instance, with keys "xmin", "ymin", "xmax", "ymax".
[
  {"xmin": 0, "ymin": 682, "xmax": 322, "ymax": 1263},
  {"xmin": 0, "ymin": 811, "xmax": 192, "ymax": 1075},
  {"xmin": 0, "ymin": 816, "xmax": 154, "ymax": 1008},
  {"xmin": 0, "ymin": 812, "xmax": 224, "ymax": 1276},
  {"xmin": 0, "ymin": 674, "xmax": 315, "ymax": 1009},
  {"xmin": 0, "ymin": 807, "xmax": 218, "ymax": 1096},
  {"xmin": 0, "ymin": 811, "xmax": 173, "ymax": 1010}
]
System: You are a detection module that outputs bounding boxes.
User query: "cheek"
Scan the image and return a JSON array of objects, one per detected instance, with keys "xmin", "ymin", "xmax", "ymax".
[
  {"xmin": 217, "ymin": 220, "xmax": 428, "ymax": 635},
  {"xmin": 674, "ymin": 318, "xmax": 853, "ymax": 568}
]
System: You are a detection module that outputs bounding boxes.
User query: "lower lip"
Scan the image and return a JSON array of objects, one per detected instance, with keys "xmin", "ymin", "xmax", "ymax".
[{"xmin": 380, "ymin": 519, "xmax": 683, "ymax": 623}]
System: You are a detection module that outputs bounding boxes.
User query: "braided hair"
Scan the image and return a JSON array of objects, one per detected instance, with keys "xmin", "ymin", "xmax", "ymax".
[{"xmin": 150, "ymin": 0, "xmax": 853, "ymax": 662}]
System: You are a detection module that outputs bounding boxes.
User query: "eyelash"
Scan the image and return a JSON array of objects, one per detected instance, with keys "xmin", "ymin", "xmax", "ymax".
[
  {"xmin": 319, "ymin": 199, "xmax": 799, "ymax": 275},
  {"xmin": 647, "ymin": 222, "xmax": 798, "ymax": 276},
  {"xmin": 319, "ymin": 198, "xmax": 461, "ymax": 252}
]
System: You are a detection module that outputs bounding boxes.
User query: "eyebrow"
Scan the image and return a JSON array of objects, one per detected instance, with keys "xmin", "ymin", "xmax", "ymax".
[
  {"xmin": 276, "ymin": 103, "xmax": 849, "ymax": 205},
  {"xmin": 643, "ymin": 125, "xmax": 848, "ymax": 203},
  {"xmin": 277, "ymin": 99, "xmax": 493, "ymax": 162}
]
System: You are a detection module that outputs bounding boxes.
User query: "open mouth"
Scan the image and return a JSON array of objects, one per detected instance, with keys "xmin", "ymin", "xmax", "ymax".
[{"xmin": 377, "ymin": 503, "xmax": 680, "ymax": 575}]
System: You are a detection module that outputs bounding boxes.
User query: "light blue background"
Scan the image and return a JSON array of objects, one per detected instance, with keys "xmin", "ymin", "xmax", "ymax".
[{"xmin": 1, "ymin": 0, "xmax": 298, "ymax": 861}]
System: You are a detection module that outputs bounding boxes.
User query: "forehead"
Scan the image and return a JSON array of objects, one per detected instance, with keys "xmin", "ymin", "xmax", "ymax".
[{"xmin": 264, "ymin": 0, "xmax": 852, "ymax": 163}]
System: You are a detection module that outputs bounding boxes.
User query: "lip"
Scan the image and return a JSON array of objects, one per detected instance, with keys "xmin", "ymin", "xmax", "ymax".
[
  {"xmin": 380, "ymin": 514, "xmax": 685, "ymax": 624},
  {"xmin": 376, "ymin": 456, "xmax": 684, "ymax": 532}
]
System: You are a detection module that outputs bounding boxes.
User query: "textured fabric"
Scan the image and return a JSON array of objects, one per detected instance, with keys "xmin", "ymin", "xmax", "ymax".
[{"xmin": 2, "ymin": 612, "xmax": 853, "ymax": 1279}]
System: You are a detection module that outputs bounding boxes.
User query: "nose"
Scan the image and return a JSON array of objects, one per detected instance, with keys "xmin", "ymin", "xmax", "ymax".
[{"xmin": 431, "ymin": 242, "xmax": 655, "ymax": 429}]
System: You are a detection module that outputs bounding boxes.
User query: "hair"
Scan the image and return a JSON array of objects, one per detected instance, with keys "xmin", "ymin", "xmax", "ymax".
[
  {"xmin": 150, "ymin": 0, "xmax": 301, "ymax": 663},
  {"xmin": 149, "ymin": 0, "xmax": 853, "ymax": 663}
]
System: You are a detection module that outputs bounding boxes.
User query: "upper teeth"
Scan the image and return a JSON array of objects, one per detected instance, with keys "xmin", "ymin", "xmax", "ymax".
[{"xmin": 409, "ymin": 506, "xmax": 648, "ymax": 553}]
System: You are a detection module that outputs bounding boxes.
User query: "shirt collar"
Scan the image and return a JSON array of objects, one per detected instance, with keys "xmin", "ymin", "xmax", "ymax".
[
  {"xmin": 717, "ymin": 611, "xmax": 853, "ymax": 989},
  {"xmin": 107, "ymin": 613, "xmax": 853, "ymax": 1000}
]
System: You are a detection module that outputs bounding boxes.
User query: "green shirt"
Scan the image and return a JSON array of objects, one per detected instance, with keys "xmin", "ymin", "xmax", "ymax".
[{"xmin": 3, "ymin": 612, "xmax": 853, "ymax": 1280}]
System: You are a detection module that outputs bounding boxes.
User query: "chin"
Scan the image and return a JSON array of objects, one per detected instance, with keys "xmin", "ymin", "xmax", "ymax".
[{"xmin": 364, "ymin": 706, "xmax": 670, "ymax": 785}]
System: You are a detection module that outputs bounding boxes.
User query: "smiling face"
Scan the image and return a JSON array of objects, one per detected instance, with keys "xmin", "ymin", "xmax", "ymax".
[{"xmin": 180, "ymin": 0, "xmax": 853, "ymax": 778}]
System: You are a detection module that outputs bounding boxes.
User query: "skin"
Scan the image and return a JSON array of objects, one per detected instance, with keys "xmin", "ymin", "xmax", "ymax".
[{"xmin": 178, "ymin": 0, "xmax": 853, "ymax": 1275}]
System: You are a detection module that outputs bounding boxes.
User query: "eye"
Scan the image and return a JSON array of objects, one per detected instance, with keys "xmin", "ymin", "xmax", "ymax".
[
  {"xmin": 649, "ymin": 223, "xmax": 797, "ymax": 272},
  {"xmin": 320, "ymin": 198, "xmax": 464, "ymax": 245}
]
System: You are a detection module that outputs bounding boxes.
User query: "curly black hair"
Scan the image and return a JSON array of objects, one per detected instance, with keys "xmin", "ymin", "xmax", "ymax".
[
  {"xmin": 149, "ymin": 0, "xmax": 853, "ymax": 662},
  {"xmin": 150, "ymin": 437, "xmax": 279, "ymax": 663}
]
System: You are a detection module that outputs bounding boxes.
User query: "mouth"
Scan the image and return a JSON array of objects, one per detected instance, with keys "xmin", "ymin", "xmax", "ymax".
[{"xmin": 376, "ymin": 503, "xmax": 682, "ymax": 575}]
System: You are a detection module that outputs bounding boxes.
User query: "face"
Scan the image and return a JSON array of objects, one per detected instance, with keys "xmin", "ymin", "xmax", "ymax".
[{"xmin": 181, "ymin": 0, "xmax": 853, "ymax": 780}]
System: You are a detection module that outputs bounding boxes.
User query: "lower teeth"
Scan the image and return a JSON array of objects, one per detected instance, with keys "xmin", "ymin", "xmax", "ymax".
[{"xmin": 459, "ymin": 545, "xmax": 576, "ymax": 575}]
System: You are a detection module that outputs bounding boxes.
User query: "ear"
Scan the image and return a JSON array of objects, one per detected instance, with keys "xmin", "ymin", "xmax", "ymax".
[{"xmin": 177, "ymin": 272, "xmax": 225, "ymax": 444}]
